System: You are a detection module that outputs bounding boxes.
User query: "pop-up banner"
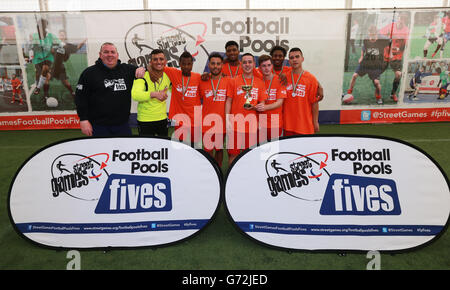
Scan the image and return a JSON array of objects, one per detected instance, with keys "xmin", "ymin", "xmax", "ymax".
[
  {"xmin": 8, "ymin": 137, "xmax": 222, "ymax": 249},
  {"xmin": 225, "ymin": 135, "xmax": 449, "ymax": 251}
]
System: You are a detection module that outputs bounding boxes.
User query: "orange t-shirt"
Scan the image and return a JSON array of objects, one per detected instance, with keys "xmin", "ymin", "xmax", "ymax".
[
  {"xmin": 379, "ymin": 22, "xmax": 409, "ymax": 61},
  {"xmin": 283, "ymin": 70, "xmax": 318, "ymax": 134},
  {"xmin": 274, "ymin": 66, "xmax": 292, "ymax": 77},
  {"xmin": 165, "ymin": 67, "xmax": 201, "ymax": 127},
  {"xmin": 221, "ymin": 62, "xmax": 243, "ymax": 78},
  {"xmin": 199, "ymin": 76, "xmax": 234, "ymax": 134},
  {"xmin": 255, "ymin": 65, "xmax": 292, "ymax": 79},
  {"xmin": 230, "ymin": 75, "xmax": 268, "ymax": 133},
  {"xmin": 11, "ymin": 78, "xmax": 22, "ymax": 90},
  {"xmin": 261, "ymin": 75, "xmax": 287, "ymax": 129}
]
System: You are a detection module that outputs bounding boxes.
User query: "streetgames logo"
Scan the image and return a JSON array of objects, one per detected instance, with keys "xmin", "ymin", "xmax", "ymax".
[
  {"xmin": 104, "ymin": 78, "xmax": 127, "ymax": 91},
  {"xmin": 50, "ymin": 153, "xmax": 110, "ymax": 201},
  {"xmin": 265, "ymin": 152, "xmax": 330, "ymax": 201},
  {"xmin": 124, "ymin": 21, "xmax": 209, "ymax": 69}
]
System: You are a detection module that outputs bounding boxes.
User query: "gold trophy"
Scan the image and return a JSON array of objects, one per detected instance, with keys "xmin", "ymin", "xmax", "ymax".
[{"xmin": 242, "ymin": 85, "xmax": 253, "ymax": 109}]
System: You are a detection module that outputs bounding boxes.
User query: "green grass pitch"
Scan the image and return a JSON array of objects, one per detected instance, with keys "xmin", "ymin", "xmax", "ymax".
[
  {"xmin": 0, "ymin": 123, "xmax": 449, "ymax": 270},
  {"xmin": 408, "ymin": 26, "xmax": 450, "ymax": 60}
]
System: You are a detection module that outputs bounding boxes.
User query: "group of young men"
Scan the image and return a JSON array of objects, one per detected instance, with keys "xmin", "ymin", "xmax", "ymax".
[{"xmin": 75, "ymin": 41, "xmax": 323, "ymax": 167}]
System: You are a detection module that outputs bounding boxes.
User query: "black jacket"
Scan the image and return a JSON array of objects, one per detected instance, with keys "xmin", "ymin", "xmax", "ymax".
[{"xmin": 75, "ymin": 58, "xmax": 137, "ymax": 126}]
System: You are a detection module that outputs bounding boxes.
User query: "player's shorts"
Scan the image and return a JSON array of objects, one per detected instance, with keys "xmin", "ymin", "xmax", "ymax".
[
  {"xmin": 202, "ymin": 131, "xmax": 225, "ymax": 152},
  {"xmin": 409, "ymin": 80, "xmax": 421, "ymax": 89},
  {"xmin": 51, "ymin": 65, "xmax": 68, "ymax": 81},
  {"xmin": 355, "ymin": 62, "xmax": 383, "ymax": 81},
  {"xmin": 428, "ymin": 36, "xmax": 438, "ymax": 43},
  {"xmin": 227, "ymin": 130, "xmax": 257, "ymax": 156},
  {"xmin": 383, "ymin": 60, "xmax": 403, "ymax": 72},
  {"xmin": 34, "ymin": 60, "xmax": 52, "ymax": 76},
  {"xmin": 12, "ymin": 89, "xmax": 22, "ymax": 95}
]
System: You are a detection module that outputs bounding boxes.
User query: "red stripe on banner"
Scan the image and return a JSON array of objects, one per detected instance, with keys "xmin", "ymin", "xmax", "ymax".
[
  {"xmin": 0, "ymin": 114, "xmax": 80, "ymax": 130},
  {"xmin": 340, "ymin": 108, "xmax": 450, "ymax": 124}
]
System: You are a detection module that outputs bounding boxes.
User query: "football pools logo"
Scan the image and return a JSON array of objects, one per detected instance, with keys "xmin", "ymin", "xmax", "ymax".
[{"xmin": 265, "ymin": 151, "xmax": 330, "ymax": 201}]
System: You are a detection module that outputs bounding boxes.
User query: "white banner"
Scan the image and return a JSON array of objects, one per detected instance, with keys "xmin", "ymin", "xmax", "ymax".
[
  {"xmin": 1, "ymin": 9, "xmax": 449, "ymax": 129},
  {"xmin": 84, "ymin": 10, "xmax": 345, "ymax": 112},
  {"xmin": 225, "ymin": 136, "xmax": 449, "ymax": 251},
  {"xmin": 9, "ymin": 137, "xmax": 222, "ymax": 249}
]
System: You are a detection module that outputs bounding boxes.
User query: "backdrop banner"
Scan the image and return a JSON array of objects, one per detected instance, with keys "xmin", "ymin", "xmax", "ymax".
[
  {"xmin": 225, "ymin": 135, "xmax": 449, "ymax": 251},
  {"xmin": 8, "ymin": 137, "xmax": 222, "ymax": 249},
  {"xmin": 1, "ymin": 9, "xmax": 449, "ymax": 130}
]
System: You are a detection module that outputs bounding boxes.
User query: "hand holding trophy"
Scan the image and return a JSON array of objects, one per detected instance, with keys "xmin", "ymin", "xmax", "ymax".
[{"xmin": 242, "ymin": 85, "xmax": 253, "ymax": 109}]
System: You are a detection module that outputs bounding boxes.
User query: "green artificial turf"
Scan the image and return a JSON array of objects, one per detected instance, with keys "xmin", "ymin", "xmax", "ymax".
[{"xmin": 0, "ymin": 123, "xmax": 449, "ymax": 270}]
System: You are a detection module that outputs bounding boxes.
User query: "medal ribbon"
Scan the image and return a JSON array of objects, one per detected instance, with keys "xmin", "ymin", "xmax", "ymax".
[
  {"xmin": 228, "ymin": 63, "xmax": 240, "ymax": 77},
  {"xmin": 210, "ymin": 75, "xmax": 222, "ymax": 101},
  {"xmin": 273, "ymin": 64, "xmax": 284, "ymax": 77},
  {"xmin": 291, "ymin": 70, "xmax": 304, "ymax": 97},
  {"xmin": 182, "ymin": 75, "xmax": 191, "ymax": 100},
  {"xmin": 266, "ymin": 75, "xmax": 274, "ymax": 96}
]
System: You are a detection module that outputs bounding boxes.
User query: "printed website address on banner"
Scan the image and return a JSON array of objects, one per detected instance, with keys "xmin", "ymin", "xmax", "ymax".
[
  {"xmin": 0, "ymin": 116, "xmax": 79, "ymax": 127},
  {"xmin": 251, "ymin": 224, "xmax": 379, "ymax": 234},
  {"xmin": 372, "ymin": 109, "xmax": 449, "ymax": 120},
  {"xmin": 237, "ymin": 222, "xmax": 443, "ymax": 236},
  {"xmin": 27, "ymin": 224, "xmax": 148, "ymax": 232},
  {"xmin": 17, "ymin": 219, "xmax": 209, "ymax": 234}
]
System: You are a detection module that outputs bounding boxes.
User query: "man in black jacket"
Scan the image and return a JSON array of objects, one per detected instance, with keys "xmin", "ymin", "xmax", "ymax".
[{"xmin": 75, "ymin": 42, "xmax": 143, "ymax": 136}]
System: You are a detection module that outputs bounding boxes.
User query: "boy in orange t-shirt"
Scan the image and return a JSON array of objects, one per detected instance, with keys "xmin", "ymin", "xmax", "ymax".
[
  {"xmin": 10, "ymin": 74, "xmax": 24, "ymax": 105},
  {"xmin": 254, "ymin": 55, "xmax": 287, "ymax": 142},
  {"xmin": 270, "ymin": 45, "xmax": 292, "ymax": 77},
  {"xmin": 225, "ymin": 53, "xmax": 268, "ymax": 166},
  {"xmin": 255, "ymin": 46, "xmax": 292, "ymax": 79},
  {"xmin": 283, "ymin": 48, "xmax": 319, "ymax": 136},
  {"xmin": 221, "ymin": 41, "xmax": 243, "ymax": 78},
  {"xmin": 256, "ymin": 45, "xmax": 324, "ymax": 102},
  {"xmin": 199, "ymin": 53, "xmax": 234, "ymax": 167},
  {"xmin": 164, "ymin": 52, "xmax": 202, "ymax": 145}
]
